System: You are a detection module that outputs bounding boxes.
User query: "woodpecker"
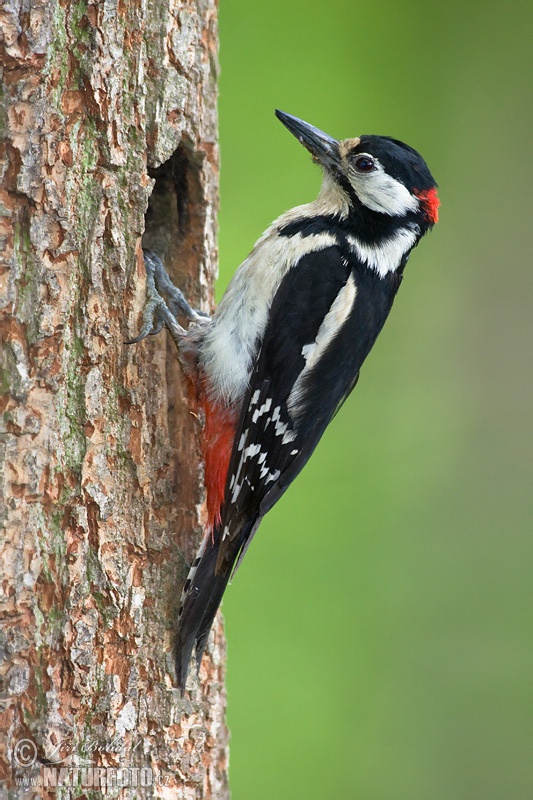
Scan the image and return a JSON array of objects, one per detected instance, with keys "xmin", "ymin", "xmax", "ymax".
[{"xmin": 132, "ymin": 110, "xmax": 439, "ymax": 690}]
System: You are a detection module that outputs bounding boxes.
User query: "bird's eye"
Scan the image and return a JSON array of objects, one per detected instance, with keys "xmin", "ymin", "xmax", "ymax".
[{"xmin": 354, "ymin": 155, "xmax": 375, "ymax": 173}]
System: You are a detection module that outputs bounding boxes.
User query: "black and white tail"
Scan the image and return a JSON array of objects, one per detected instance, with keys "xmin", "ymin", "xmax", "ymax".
[{"xmin": 175, "ymin": 525, "xmax": 247, "ymax": 690}]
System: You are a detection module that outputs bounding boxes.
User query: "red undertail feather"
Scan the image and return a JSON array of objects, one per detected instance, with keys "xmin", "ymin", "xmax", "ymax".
[
  {"xmin": 202, "ymin": 398, "xmax": 238, "ymax": 531},
  {"xmin": 415, "ymin": 187, "xmax": 440, "ymax": 224}
]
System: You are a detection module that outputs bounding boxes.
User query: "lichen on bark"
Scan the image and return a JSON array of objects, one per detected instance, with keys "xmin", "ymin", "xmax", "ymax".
[{"xmin": 1, "ymin": 0, "xmax": 228, "ymax": 796}]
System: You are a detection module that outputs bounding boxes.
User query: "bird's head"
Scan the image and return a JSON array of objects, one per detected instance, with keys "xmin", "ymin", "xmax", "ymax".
[{"xmin": 276, "ymin": 110, "xmax": 439, "ymax": 231}]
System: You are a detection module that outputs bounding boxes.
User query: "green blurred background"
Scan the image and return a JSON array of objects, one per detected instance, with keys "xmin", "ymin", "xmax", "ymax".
[{"xmin": 216, "ymin": 1, "xmax": 532, "ymax": 797}]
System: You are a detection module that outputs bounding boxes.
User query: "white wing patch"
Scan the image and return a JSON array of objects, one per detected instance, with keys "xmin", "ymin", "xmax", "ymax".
[
  {"xmin": 347, "ymin": 227, "xmax": 419, "ymax": 277},
  {"xmin": 226, "ymin": 399, "xmax": 299, "ymax": 510},
  {"xmin": 271, "ymin": 404, "xmax": 296, "ymax": 443},
  {"xmin": 287, "ymin": 274, "xmax": 357, "ymax": 417},
  {"xmin": 252, "ymin": 398, "xmax": 272, "ymax": 423}
]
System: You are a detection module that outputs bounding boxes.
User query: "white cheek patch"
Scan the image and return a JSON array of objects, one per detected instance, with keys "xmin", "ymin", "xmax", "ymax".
[{"xmin": 350, "ymin": 162, "xmax": 419, "ymax": 217}]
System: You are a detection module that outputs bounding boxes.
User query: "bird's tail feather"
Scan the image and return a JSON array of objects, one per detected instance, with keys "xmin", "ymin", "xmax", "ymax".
[{"xmin": 175, "ymin": 526, "xmax": 247, "ymax": 691}]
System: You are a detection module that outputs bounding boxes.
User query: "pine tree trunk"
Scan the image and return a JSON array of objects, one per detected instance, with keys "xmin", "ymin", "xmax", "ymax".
[{"xmin": 0, "ymin": 0, "xmax": 228, "ymax": 795}]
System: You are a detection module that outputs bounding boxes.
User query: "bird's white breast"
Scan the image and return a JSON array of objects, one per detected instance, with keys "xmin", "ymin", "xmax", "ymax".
[{"xmin": 199, "ymin": 212, "xmax": 337, "ymax": 406}]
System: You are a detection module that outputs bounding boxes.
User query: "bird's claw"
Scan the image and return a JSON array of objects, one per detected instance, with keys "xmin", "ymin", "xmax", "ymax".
[{"xmin": 127, "ymin": 250, "xmax": 210, "ymax": 347}]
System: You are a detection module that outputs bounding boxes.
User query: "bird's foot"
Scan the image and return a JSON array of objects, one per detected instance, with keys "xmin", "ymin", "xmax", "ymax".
[{"xmin": 127, "ymin": 250, "xmax": 210, "ymax": 347}]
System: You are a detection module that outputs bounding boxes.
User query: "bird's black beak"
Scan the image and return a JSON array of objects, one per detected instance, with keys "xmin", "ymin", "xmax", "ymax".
[{"xmin": 275, "ymin": 110, "xmax": 341, "ymax": 172}]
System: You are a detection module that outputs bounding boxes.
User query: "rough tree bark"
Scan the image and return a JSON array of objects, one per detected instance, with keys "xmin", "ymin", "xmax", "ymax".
[{"xmin": 0, "ymin": 0, "xmax": 228, "ymax": 796}]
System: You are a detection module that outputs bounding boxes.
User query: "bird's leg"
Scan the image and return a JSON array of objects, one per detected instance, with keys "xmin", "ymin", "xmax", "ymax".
[{"xmin": 127, "ymin": 250, "xmax": 211, "ymax": 348}]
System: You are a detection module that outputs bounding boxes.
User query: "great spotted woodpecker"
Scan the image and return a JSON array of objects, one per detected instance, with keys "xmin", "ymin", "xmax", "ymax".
[{"xmin": 131, "ymin": 110, "xmax": 439, "ymax": 690}]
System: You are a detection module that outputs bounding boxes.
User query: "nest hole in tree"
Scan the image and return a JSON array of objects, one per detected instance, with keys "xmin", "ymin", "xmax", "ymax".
[
  {"xmin": 141, "ymin": 142, "xmax": 209, "ymax": 566},
  {"xmin": 143, "ymin": 141, "xmax": 206, "ymax": 307}
]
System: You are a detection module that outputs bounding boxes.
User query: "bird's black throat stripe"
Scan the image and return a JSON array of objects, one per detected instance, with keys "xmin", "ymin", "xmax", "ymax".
[{"xmin": 278, "ymin": 201, "xmax": 422, "ymax": 248}]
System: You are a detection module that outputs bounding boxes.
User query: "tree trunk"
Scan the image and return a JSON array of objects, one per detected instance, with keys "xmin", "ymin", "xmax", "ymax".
[{"xmin": 0, "ymin": 0, "xmax": 228, "ymax": 795}]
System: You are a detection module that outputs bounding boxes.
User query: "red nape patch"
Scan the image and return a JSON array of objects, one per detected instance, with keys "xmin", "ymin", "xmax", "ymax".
[
  {"xmin": 415, "ymin": 187, "xmax": 440, "ymax": 224},
  {"xmin": 202, "ymin": 399, "xmax": 238, "ymax": 533}
]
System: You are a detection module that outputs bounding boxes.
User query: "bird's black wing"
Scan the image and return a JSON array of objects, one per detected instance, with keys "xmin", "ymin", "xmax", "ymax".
[
  {"xmin": 216, "ymin": 244, "xmax": 401, "ymax": 573},
  {"xmin": 175, "ymin": 243, "xmax": 401, "ymax": 687}
]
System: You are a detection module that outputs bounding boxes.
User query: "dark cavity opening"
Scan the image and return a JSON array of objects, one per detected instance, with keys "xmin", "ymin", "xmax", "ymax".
[{"xmin": 143, "ymin": 141, "xmax": 206, "ymax": 307}]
